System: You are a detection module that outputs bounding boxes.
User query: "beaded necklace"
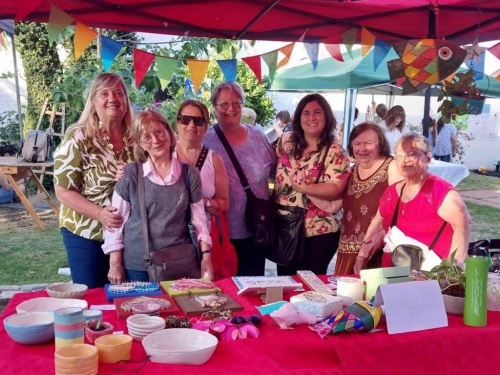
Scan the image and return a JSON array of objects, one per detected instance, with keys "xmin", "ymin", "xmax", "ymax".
[{"xmin": 98, "ymin": 120, "xmax": 132, "ymax": 164}]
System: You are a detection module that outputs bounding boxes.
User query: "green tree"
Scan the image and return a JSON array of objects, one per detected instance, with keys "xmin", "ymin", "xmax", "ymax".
[{"xmin": 14, "ymin": 22, "xmax": 62, "ymax": 133}]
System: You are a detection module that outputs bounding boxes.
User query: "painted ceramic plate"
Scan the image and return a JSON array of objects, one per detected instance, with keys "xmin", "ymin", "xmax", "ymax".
[{"xmin": 16, "ymin": 297, "xmax": 88, "ymax": 313}]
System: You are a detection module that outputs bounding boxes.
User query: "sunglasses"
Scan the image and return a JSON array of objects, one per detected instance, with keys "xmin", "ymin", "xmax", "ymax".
[{"xmin": 178, "ymin": 115, "xmax": 206, "ymax": 127}]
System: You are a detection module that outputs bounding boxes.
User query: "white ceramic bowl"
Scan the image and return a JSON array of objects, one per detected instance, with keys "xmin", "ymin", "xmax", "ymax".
[
  {"xmin": 16, "ymin": 297, "xmax": 88, "ymax": 314},
  {"xmin": 83, "ymin": 309, "xmax": 103, "ymax": 322},
  {"xmin": 4, "ymin": 311, "xmax": 55, "ymax": 345},
  {"xmin": 126, "ymin": 314, "xmax": 165, "ymax": 330},
  {"xmin": 46, "ymin": 283, "xmax": 88, "ymax": 299},
  {"xmin": 142, "ymin": 328, "xmax": 218, "ymax": 365}
]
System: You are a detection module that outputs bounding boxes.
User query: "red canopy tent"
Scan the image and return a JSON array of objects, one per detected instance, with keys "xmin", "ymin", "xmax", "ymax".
[{"xmin": 1, "ymin": 0, "xmax": 500, "ymax": 44}]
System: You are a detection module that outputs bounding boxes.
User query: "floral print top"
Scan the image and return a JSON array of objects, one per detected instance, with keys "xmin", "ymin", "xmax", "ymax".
[
  {"xmin": 274, "ymin": 134, "xmax": 349, "ymax": 237},
  {"xmin": 54, "ymin": 124, "xmax": 133, "ymax": 241}
]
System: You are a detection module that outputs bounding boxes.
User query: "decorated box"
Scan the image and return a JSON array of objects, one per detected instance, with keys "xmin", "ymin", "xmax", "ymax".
[{"xmin": 290, "ymin": 291, "xmax": 343, "ymax": 319}]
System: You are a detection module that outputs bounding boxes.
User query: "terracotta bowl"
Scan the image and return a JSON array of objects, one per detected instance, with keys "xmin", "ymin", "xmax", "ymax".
[
  {"xmin": 84, "ymin": 320, "xmax": 114, "ymax": 344},
  {"xmin": 95, "ymin": 334, "xmax": 133, "ymax": 363}
]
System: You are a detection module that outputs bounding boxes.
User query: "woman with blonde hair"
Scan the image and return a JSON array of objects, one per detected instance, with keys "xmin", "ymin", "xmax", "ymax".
[
  {"xmin": 54, "ymin": 73, "xmax": 133, "ymax": 288},
  {"xmin": 103, "ymin": 110, "xmax": 213, "ymax": 283}
]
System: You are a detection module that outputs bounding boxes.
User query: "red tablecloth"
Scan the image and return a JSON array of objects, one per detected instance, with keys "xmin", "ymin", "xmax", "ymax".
[{"xmin": 1, "ymin": 278, "xmax": 499, "ymax": 375}]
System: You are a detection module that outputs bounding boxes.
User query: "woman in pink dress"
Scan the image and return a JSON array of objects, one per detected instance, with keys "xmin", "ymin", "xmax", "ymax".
[{"xmin": 354, "ymin": 132, "xmax": 471, "ymax": 274}]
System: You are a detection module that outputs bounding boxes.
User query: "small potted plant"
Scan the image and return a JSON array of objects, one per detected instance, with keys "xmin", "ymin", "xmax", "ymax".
[
  {"xmin": 85, "ymin": 319, "xmax": 114, "ymax": 344},
  {"xmin": 422, "ymin": 250, "xmax": 466, "ymax": 315},
  {"xmin": 437, "ymin": 69, "xmax": 486, "ymax": 123}
]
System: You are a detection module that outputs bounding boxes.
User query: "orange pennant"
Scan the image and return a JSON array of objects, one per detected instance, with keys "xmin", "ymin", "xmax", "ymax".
[
  {"xmin": 276, "ymin": 43, "xmax": 295, "ymax": 70},
  {"xmin": 186, "ymin": 59, "xmax": 210, "ymax": 93},
  {"xmin": 361, "ymin": 27, "xmax": 375, "ymax": 56},
  {"xmin": 74, "ymin": 22, "xmax": 98, "ymax": 60}
]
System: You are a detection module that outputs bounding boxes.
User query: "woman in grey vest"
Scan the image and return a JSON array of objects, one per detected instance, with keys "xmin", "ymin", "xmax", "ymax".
[{"xmin": 102, "ymin": 110, "xmax": 213, "ymax": 283}]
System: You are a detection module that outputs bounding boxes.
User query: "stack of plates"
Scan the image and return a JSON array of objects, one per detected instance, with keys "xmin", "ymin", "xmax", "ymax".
[{"xmin": 126, "ymin": 314, "xmax": 165, "ymax": 341}]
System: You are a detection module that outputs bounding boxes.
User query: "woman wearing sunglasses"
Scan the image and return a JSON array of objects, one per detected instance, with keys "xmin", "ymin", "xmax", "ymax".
[
  {"xmin": 175, "ymin": 99, "xmax": 229, "ymax": 220},
  {"xmin": 102, "ymin": 110, "xmax": 213, "ymax": 283},
  {"xmin": 204, "ymin": 82, "xmax": 276, "ymax": 276}
]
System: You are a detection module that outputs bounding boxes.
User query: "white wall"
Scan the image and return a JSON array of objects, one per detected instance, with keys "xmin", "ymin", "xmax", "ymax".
[{"xmin": 0, "ymin": 40, "xmax": 26, "ymax": 119}]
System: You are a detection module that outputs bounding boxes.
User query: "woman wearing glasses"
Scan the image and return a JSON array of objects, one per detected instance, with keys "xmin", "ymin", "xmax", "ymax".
[
  {"xmin": 102, "ymin": 110, "xmax": 213, "ymax": 283},
  {"xmin": 354, "ymin": 132, "xmax": 471, "ymax": 274},
  {"xmin": 204, "ymin": 82, "xmax": 276, "ymax": 276},
  {"xmin": 175, "ymin": 99, "xmax": 229, "ymax": 220}
]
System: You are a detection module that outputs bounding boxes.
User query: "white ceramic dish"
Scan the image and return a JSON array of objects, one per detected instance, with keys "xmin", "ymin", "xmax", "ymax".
[
  {"xmin": 126, "ymin": 314, "xmax": 165, "ymax": 330},
  {"xmin": 142, "ymin": 328, "xmax": 218, "ymax": 365},
  {"xmin": 83, "ymin": 309, "xmax": 103, "ymax": 322},
  {"xmin": 46, "ymin": 283, "xmax": 88, "ymax": 299},
  {"xmin": 16, "ymin": 297, "xmax": 88, "ymax": 314}
]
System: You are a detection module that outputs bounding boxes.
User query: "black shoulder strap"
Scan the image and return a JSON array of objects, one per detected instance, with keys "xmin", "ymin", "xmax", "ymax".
[
  {"xmin": 213, "ymin": 124, "xmax": 252, "ymax": 193},
  {"xmin": 181, "ymin": 163, "xmax": 193, "ymax": 224},
  {"xmin": 194, "ymin": 145, "xmax": 209, "ymax": 171}
]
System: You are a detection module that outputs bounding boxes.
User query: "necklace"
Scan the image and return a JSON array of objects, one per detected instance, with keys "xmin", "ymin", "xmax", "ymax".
[
  {"xmin": 98, "ymin": 121, "xmax": 132, "ymax": 164},
  {"xmin": 177, "ymin": 143, "xmax": 201, "ymax": 166}
]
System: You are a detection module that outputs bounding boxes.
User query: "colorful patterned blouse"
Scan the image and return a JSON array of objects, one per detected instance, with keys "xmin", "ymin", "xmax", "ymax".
[
  {"xmin": 53, "ymin": 124, "xmax": 133, "ymax": 241},
  {"xmin": 274, "ymin": 134, "xmax": 349, "ymax": 237}
]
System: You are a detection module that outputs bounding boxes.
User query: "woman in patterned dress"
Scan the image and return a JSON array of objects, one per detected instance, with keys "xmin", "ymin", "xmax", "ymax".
[
  {"xmin": 54, "ymin": 73, "xmax": 133, "ymax": 288},
  {"xmin": 274, "ymin": 93, "xmax": 350, "ymax": 276},
  {"xmin": 333, "ymin": 122, "xmax": 402, "ymax": 275}
]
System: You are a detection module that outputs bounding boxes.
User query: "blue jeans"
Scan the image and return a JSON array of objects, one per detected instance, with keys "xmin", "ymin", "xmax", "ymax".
[
  {"xmin": 60, "ymin": 227, "xmax": 110, "ymax": 288},
  {"xmin": 0, "ymin": 187, "xmax": 16, "ymax": 204},
  {"xmin": 125, "ymin": 269, "xmax": 149, "ymax": 282},
  {"xmin": 434, "ymin": 154, "xmax": 451, "ymax": 162}
]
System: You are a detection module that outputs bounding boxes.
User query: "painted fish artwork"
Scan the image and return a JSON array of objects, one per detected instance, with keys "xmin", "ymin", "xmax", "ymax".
[{"xmin": 387, "ymin": 39, "xmax": 467, "ymax": 95}]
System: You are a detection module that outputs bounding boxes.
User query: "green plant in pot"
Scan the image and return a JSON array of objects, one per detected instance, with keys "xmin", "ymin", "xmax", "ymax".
[
  {"xmin": 437, "ymin": 69, "xmax": 485, "ymax": 123},
  {"xmin": 422, "ymin": 250, "xmax": 465, "ymax": 315}
]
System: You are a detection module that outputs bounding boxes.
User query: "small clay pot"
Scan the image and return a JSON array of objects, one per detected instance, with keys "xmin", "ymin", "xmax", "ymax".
[{"xmin": 85, "ymin": 320, "xmax": 114, "ymax": 345}]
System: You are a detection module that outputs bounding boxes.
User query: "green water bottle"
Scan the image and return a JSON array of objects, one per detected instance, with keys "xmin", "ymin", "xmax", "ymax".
[{"xmin": 463, "ymin": 240, "xmax": 489, "ymax": 327}]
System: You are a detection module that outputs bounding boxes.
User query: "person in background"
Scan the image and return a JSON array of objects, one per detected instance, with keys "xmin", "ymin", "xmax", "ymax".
[
  {"xmin": 421, "ymin": 117, "xmax": 438, "ymax": 155},
  {"xmin": 174, "ymin": 99, "xmax": 229, "ymax": 224},
  {"xmin": 336, "ymin": 107, "xmax": 359, "ymax": 144},
  {"xmin": 204, "ymin": 81, "xmax": 276, "ymax": 276},
  {"xmin": 241, "ymin": 107, "xmax": 257, "ymax": 126},
  {"xmin": 276, "ymin": 110, "xmax": 292, "ymax": 133},
  {"xmin": 54, "ymin": 73, "xmax": 134, "ymax": 288},
  {"xmin": 378, "ymin": 105, "xmax": 406, "ymax": 153},
  {"xmin": 434, "ymin": 119, "xmax": 457, "ymax": 162},
  {"xmin": 0, "ymin": 144, "xmax": 25, "ymax": 204},
  {"xmin": 354, "ymin": 133, "xmax": 471, "ymax": 274},
  {"xmin": 274, "ymin": 93, "xmax": 350, "ymax": 276},
  {"xmin": 375, "ymin": 103, "xmax": 388, "ymax": 122},
  {"xmin": 103, "ymin": 110, "xmax": 213, "ymax": 283}
]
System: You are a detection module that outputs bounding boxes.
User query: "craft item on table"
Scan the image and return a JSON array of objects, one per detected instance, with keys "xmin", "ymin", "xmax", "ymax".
[
  {"xmin": 201, "ymin": 308, "xmax": 234, "ymax": 321},
  {"xmin": 359, "ymin": 266, "xmax": 412, "ymax": 300},
  {"xmin": 297, "ymin": 270, "xmax": 335, "ymax": 295},
  {"xmin": 160, "ymin": 279, "xmax": 221, "ymax": 297},
  {"xmin": 326, "ymin": 276, "xmax": 340, "ymax": 290},
  {"xmin": 175, "ymin": 293, "xmax": 243, "ymax": 316},
  {"xmin": 387, "ymin": 39, "xmax": 467, "ymax": 95},
  {"xmin": 270, "ymin": 302, "xmax": 317, "ymax": 329},
  {"xmin": 196, "ymin": 294, "xmax": 228, "ymax": 308},
  {"xmin": 113, "ymin": 295, "xmax": 180, "ymax": 319},
  {"xmin": 256, "ymin": 301, "xmax": 287, "ymax": 316},
  {"xmin": 336, "ymin": 277, "xmax": 364, "ymax": 304},
  {"xmin": 232, "ymin": 276, "xmax": 302, "ymax": 296},
  {"xmin": 309, "ymin": 301, "xmax": 384, "ymax": 339},
  {"xmin": 164, "ymin": 315, "xmax": 192, "ymax": 329},
  {"xmin": 192, "ymin": 316, "xmax": 261, "ymax": 341},
  {"xmin": 104, "ymin": 282, "xmax": 162, "ymax": 302},
  {"xmin": 290, "ymin": 291, "xmax": 343, "ymax": 319}
]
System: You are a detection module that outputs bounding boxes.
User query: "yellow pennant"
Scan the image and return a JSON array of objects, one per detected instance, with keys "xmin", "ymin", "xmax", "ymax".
[
  {"xmin": 186, "ymin": 59, "xmax": 210, "ymax": 93},
  {"xmin": 75, "ymin": 22, "xmax": 98, "ymax": 60}
]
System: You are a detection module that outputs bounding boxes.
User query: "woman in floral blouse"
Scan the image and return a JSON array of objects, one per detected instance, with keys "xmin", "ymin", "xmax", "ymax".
[{"xmin": 274, "ymin": 94, "xmax": 349, "ymax": 276}]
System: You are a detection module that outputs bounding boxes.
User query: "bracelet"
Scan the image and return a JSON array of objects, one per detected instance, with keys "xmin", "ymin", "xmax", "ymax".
[{"xmin": 201, "ymin": 250, "xmax": 212, "ymax": 255}]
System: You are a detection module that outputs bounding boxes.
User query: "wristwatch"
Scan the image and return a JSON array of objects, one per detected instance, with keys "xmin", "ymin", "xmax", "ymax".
[{"xmin": 205, "ymin": 199, "xmax": 211, "ymax": 208}]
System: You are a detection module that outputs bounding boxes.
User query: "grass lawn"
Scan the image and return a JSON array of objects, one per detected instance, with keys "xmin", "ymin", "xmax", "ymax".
[{"xmin": 457, "ymin": 172, "xmax": 500, "ymax": 191}]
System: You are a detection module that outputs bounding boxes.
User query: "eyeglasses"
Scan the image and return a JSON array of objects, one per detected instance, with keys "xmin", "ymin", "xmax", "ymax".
[
  {"xmin": 140, "ymin": 129, "xmax": 167, "ymax": 144},
  {"xmin": 216, "ymin": 101, "xmax": 242, "ymax": 110},
  {"xmin": 395, "ymin": 150, "xmax": 424, "ymax": 161},
  {"xmin": 178, "ymin": 115, "xmax": 206, "ymax": 127}
]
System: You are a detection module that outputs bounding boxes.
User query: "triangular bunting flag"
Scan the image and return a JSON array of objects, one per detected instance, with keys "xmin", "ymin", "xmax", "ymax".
[
  {"xmin": 298, "ymin": 29, "xmax": 309, "ymax": 42},
  {"xmin": 242, "ymin": 56, "xmax": 262, "ymax": 84},
  {"xmin": 0, "ymin": 31, "xmax": 7, "ymax": 50},
  {"xmin": 374, "ymin": 38, "xmax": 391, "ymax": 71},
  {"xmin": 465, "ymin": 51, "xmax": 485, "ymax": 80},
  {"xmin": 133, "ymin": 49, "xmax": 156, "ymax": 88},
  {"xmin": 276, "ymin": 43, "xmax": 295, "ymax": 70},
  {"xmin": 15, "ymin": 0, "xmax": 44, "ymax": 22},
  {"xmin": 489, "ymin": 42, "xmax": 500, "ymax": 60},
  {"xmin": 47, "ymin": 5, "xmax": 73, "ymax": 45},
  {"xmin": 74, "ymin": 22, "xmax": 98, "ymax": 60},
  {"xmin": 361, "ymin": 27, "xmax": 375, "ymax": 57},
  {"xmin": 304, "ymin": 42, "xmax": 320, "ymax": 71},
  {"xmin": 156, "ymin": 56, "xmax": 178, "ymax": 89},
  {"xmin": 341, "ymin": 28, "xmax": 357, "ymax": 59},
  {"xmin": 396, "ymin": 77, "xmax": 405, "ymax": 87},
  {"xmin": 262, "ymin": 50, "xmax": 278, "ymax": 82},
  {"xmin": 101, "ymin": 36, "xmax": 124, "ymax": 72},
  {"xmin": 217, "ymin": 59, "xmax": 237, "ymax": 81},
  {"xmin": 186, "ymin": 59, "xmax": 210, "ymax": 93},
  {"xmin": 324, "ymin": 44, "xmax": 344, "ymax": 62}
]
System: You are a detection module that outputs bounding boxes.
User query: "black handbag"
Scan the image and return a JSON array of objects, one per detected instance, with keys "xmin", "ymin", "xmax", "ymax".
[
  {"xmin": 390, "ymin": 183, "xmax": 447, "ymax": 271},
  {"xmin": 266, "ymin": 142, "xmax": 332, "ymax": 266},
  {"xmin": 138, "ymin": 162, "xmax": 200, "ymax": 282},
  {"xmin": 213, "ymin": 124, "xmax": 275, "ymax": 248}
]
